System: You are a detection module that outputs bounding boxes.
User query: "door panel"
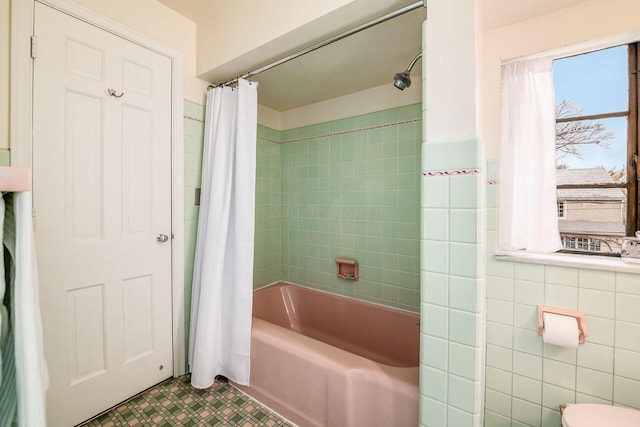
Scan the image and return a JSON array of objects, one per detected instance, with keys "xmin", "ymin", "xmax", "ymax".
[{"xmin": 33, "ymin": 3, "xmax": 174, "ymax": 426}]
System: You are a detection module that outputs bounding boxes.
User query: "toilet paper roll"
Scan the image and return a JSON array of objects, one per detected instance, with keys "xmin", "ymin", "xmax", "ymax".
[{"xmin": 542, "ymin": 312, "xmax": 579, "ymax": 348}]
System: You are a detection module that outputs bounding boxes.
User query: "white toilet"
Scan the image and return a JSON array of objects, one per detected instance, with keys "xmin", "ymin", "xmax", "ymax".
[{"xmin": 562, "ymin": 404, "xmax": 640, "ymax": 426}]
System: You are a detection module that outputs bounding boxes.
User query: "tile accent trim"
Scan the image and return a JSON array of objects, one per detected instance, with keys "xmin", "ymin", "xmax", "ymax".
[
  {"xmin": 422, "ymin": 168, "xmax": 480, "ymax": 177},
  {"xmin": 184, "ymin": 115, "xmax": 205, "ymax": 123},
  {"xmin": 278, "ymin": 118, "xmax": 422, "ymax": 144},
  {"xmin": 257, "ymin": 136, "xmax": 281, "ymax": 144}
]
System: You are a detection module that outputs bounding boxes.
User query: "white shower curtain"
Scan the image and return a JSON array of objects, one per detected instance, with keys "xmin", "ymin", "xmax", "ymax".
[
  {"xmin": 189, "ymin": 79, "xmax": 257, "ymax": 388},
  {"xmin": 500, "ymin": 58, "xmax": 562, "ymax": 253}
]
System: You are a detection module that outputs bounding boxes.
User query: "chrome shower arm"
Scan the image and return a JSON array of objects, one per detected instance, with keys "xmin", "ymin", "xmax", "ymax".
[{"xmin": 405, "ymin": 53, "xmax": 423, "ymax": 73}]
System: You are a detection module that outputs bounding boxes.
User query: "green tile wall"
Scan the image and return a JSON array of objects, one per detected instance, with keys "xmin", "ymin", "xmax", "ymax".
[
  {"xmin": 484, "ymin": 160, "xmax": 640, "ymax": 427},
  {"xmin": 182, "ymin": 101, "xmax": 423, "ymax": 364},
  {"xmin": 0, "ymin": 149, "xmax": 10, "ymax": 166},
  {"xmin": 183, "ymin": 100, "xmax": 205, "ymax": 355},
  {"xmin": 420, "ymin": 137, "xmax": 486, "ymax": 427},
  {"xmin": 280, "ymin": 104, "xmax": 422, "ymax": 312},
  {"xmin": 254, "ymin": 126, "xmax": 282, "ymax": 288}
]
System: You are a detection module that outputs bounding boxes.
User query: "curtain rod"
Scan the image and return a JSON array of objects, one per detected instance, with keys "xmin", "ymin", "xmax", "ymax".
[{"xmin": 209, "ymin": 0, "xmax": 427, "ymax": 88}]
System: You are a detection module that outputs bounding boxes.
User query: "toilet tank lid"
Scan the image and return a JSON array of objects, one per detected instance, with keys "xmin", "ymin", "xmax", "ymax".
[{"xmin": 563, "ymin": 404, "xmax": 640, "ymax": 427}]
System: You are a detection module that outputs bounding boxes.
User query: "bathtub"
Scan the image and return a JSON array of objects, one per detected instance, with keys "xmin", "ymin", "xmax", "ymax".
[{"xmin": 233, "ymin": 282, "xmax": 419, "ymax": 427}]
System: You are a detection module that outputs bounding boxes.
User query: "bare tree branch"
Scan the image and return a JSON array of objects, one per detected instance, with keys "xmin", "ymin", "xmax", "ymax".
[{"xmin": 555, "ymin": 100, "xmax": 615, "ymax": 160}]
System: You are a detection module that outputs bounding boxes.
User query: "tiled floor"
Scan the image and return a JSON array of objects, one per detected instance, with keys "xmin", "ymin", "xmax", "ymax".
[{"xmin": 81, "ymin": 375, "xmax": 294, "ymax": 427}]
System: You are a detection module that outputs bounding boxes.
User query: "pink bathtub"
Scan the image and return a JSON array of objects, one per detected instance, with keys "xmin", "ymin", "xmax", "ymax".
[{"xmin": 234, "ymin": 282, "xmax": 419, "ymax": 427}]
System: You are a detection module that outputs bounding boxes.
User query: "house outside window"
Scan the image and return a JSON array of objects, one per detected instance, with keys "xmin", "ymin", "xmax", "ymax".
[{"xmin": 553, "ymin": 43, "xmax": 638, "ymax": 254}]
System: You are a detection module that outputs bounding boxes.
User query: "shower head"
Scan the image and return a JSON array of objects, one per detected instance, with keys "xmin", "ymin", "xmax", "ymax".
[
  {"xmin": 393, "ymin": 71, "xmax": 412, "ymax": 90},
  {"xmin": 393, "ymin": 52, "xmax": 423, "ymax": 90}
]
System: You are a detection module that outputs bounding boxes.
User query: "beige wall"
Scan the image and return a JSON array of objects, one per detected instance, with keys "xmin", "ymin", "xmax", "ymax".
[
  {"xmin": 72, "ymin": 0, "xmax": 209, "ymax": 104},
  {"xmin": 1, "ymin": 0, "xmax": 9, "ymax": 150},
  {"xmin": 279, "ymin": 80, "xmax": 421, "ymax": 131},
  {"xmin": 197, "ymin": 0, "xmax": 353, "ymax": 82},
  {"xmin": 482, "ymin": 0, "xmax": 640, "ymax": 160}
]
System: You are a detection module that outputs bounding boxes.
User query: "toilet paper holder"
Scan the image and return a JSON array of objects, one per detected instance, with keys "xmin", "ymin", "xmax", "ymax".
[{"xmin": 537, "ymin": 306, "xmax": 588, "ymax": 344}]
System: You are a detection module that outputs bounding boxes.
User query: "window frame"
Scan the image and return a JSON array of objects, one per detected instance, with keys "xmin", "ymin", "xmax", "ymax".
[{"xmin": 554, "ymin": 42, "xmax": 639, "ymax": 255}]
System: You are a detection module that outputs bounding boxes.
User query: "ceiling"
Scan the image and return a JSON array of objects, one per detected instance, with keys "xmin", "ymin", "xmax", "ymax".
[{"xmin": 159, "ymin": 0, "xmax": 588, "ymax": 112}]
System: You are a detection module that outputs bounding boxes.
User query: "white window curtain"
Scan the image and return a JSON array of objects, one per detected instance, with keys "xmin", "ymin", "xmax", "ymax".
[
  {"xmin": 500, "ymin": 58, "xmax": 562, "ymax": 253},
  {"xmin": 189, "ymin": 79, "xmax": 257, "ymax": 388}
]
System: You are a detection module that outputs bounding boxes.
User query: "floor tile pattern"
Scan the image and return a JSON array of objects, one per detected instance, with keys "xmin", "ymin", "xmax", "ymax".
[{"xmin": 81, "ymin": 375, "xmax": 294, "ymax": 427}]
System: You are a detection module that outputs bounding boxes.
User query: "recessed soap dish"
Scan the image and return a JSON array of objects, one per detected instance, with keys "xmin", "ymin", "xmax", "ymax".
[{"xmin": 336, "ymin": 258, "xmax": 358, "ymax": 281}]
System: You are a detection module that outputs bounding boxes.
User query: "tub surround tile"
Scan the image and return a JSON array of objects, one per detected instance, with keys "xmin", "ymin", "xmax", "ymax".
[
  {"xmin": 613, "ymin": 376, "xmax": 640, "ymax": 408},
  {"xmin": 424, "ymin": 303, "xmax": 449, "ymax": 339},
  {"xmin": 420, "ymin": 396, "xmax": 448, "ymax": 427},
  {"xmin": 422, "ymin": 334, "xmax": 449, "ymax": 371},
  {"xmin": 487, "ymin": 276, "xmax": 514, "ymax": 302},
  {"xmin": 586, "ymin": 316, "xmax": 615, "ymax": 347},
  {"xmin": 512, "ymin": 398, "xmax": 542, "ymax": 426},
  {"xmin": 485, "ymin": 389, "xmax": 511, "ymax": 418},
  {"xmin": 449, "ymin": 209, "xmax": 478, "ymax": 244},
  {"xmin": 422, "ymin": 365, "xmax": 448, "ymax": 401},
  {"xmin": 449, "ymin": 175, "xmax": 479, "ymax": 209},
  {"xmin": 544, "ymin": 265, "xmax": 579, "ymax": 287},
  {"xmin": 575, "ymin": 393, "xmax": 612, "ymax": 405},
  {"xmin": 421, "ymin": 137, "xmax": 486, "ymax": 425},
  {"xmin": 486, "ymin": 366, "xmax": 512, "ymax": 395},
  {"xmin": 544, "ymin": 283, "xmax": 578, "ymax": 310},
  {"xmin": 483, "ymin": 160, "xmax": 640, "ymax": 427},
  {"xmin": 484, "ymin": 411, "xmax": 510, "ymax": 427},
  {"xmin": 449, "ymin": 276, "xmax": 479, "ymax": 313},
  {"xmin": 514, "ymin": 262, "xmax": 544, "ymax": 282},
  {"xmin": 576, "ymin": 367, "xmax": 613, "ymax": 401},
  {"xmin": 579, "ymin": 288, "xmax": 615, "ymax": 319},
  {"xmin": 542, "ymin": 383, "xmax": 575, "ymax": 410},
  {"xmin": 616, "ymin": 272, "xmax": 640, "ymax": 295},
  {"xmin": 422, "ymin": 141, "xmax": 450, "ymax": 172},
  {"xmin": 514, "ymin": 280, "xmax": 544, "ymax": 306},
  {"xmin": 543, "ymin": 343, "xmax": 577, "ymax": 365},
  {"xmin": 448, "ymin": 342, "xmax": 480, "ymax": 381},
  {"xmin": 486, "ymin": 344, "xmax": 513, "ymax": 371},
  {"xmin": 450, "ymin": 243, "xmax": 478, "ymax": 278},
  {"xmin": 422, "ymin": 271, "xmax": 449, "ymax": 306},
  {"xmin": 577, "ymin": 342, "xmax": 614, "ymax": 374},
  {"xmin": 512, "ymin": 374, "xmax": 542, "ymax": 405},
  {"xmin": 488, "ymin": 298, "xmax": 514, "ymax": 325},
  {"xmin": 423, "ymin": 175, "xmax": 450, "ymax": 208},
  {"xmin": 487, "ymin": 256, "xmax": 515, "ymax": 278},
  {"xmin": 614, "ymin": 348, "xmax": 640, "ymax": 381},
  {"xmin": 615, "ymin": 321, "xmax": 640, "ymax": 353},
  {"xmin": 448, "ymin": 374, "xmax": 478, "ymax": 413},
  {"xmin": 578, "ymin": 269, "xmax": 615, "ymax": 291},
  {"xmin": 616, "ymin": 293, "xmax": 640, "ymax": 324},
  {"xmin": 423, "ymin": 240, "xmax": 450, "ymax": 274},
  {"xmin": 449, "ymin": 310, "xmax": 479, "ymax": 347},
  {"xmin": 423, "ymin": 208, "xmax": 449, "ymax": 241},
  {"xmin": 513, "ymin": 352, "xmax": 542, "ymax": 381}
]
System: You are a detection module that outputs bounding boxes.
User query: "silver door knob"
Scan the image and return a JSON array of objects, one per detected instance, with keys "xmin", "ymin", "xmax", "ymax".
[{"xmin": 156, "ymin": 234, "xmax": 169, "ymax": 243}]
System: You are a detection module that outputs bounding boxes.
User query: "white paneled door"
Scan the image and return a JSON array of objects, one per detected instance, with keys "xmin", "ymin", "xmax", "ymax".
[{"xmin": 32, "ymin": 3, "xmax": 173, "ymax": 426}]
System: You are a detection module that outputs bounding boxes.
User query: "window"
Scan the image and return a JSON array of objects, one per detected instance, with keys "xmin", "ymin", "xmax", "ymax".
[
  {"xmin": 553, "ymin": 43, "xmax": 638, "ymax": 255},
  {"xmin": 561, "ymin": 236, "xmax": 603, "ymax": 252}
]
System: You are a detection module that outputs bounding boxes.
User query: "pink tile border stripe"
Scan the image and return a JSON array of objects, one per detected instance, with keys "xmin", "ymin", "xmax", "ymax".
[
  {"xmin": 258, "ymin": 118, "xmax": 422, "ymax": 145},
  {"xmin": 184, "ymin": 115, "xmax": 422, "ymax": 145},
  {"xmin": 279, "ymin": 118, "xmax": 421, "ymax": 144},
  {"xmin": 421, "ymin": 168, "xmax": 480, "ymax": 177},
  {"xmin": 184, "ymin": 115, "xmax": 204, "ymax": 123}
]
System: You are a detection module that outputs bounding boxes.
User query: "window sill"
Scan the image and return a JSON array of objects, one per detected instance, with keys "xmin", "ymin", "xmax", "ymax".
[{"xmin": 494, "ymin": 250, "xmax": 640, "ymax": 274}]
